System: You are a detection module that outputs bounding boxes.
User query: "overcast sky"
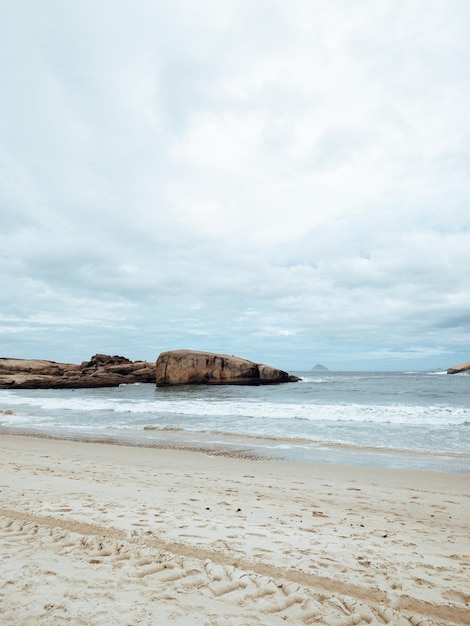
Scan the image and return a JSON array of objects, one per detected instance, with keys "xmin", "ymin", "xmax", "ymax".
[{"xmin": 1, "ymin": 1, "xmax": 469, "ymax": 371}]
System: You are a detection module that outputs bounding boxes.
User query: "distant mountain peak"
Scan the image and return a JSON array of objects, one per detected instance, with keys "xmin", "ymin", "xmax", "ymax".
[{"xmin": 311, "ymin": 364, "xmax": 329, "ymax": 371}]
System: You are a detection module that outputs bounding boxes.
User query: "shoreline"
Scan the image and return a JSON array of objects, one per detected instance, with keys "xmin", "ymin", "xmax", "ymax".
[
  {"xmin": 1, "ymin": 425, "xmax": 469, "ymax": 474},
  {"xmin": 1, "ymin": 432, "xmax": 469, "ymax": 624}
]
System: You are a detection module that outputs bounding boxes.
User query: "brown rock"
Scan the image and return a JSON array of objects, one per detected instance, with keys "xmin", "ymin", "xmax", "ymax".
[
  {"xmin": 258, "ymin": 363, "xmax": 300, "ymax": 383},
  {"xmin": 0, "ymin": 355, "xmax": 155, "ymax": 389},
  {"xmin": 447, "ymin": 360, "xmax": 470, "ymax": 374},
  {"xmin": 155, "ymin": 349, "xmax": 299, "ymax": 386}
]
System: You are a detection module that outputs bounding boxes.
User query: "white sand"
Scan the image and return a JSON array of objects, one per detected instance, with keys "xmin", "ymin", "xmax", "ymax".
[{"xmin": 0, "ymin": 434, "xmax": 468, "ymax": 625}]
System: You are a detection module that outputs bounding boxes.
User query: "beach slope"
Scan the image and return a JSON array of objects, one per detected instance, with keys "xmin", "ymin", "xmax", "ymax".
[{"xmin": 0, "ymin": 434, "xmax": 468, "ymax": 625}]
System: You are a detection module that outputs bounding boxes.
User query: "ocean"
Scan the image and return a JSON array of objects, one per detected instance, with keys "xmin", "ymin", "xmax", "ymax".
[{"xmin": 1, "ymin": 371, "xmax": 469, "ymax": 473}]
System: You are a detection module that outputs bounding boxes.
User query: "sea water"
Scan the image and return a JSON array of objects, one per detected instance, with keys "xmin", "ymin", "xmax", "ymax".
[{"xmin": 1, "ymin": 371, "xmax": 469, "ymax": 472}]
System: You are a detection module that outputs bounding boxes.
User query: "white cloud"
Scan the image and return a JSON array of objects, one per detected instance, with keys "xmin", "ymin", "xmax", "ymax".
[{"xmin": 0, "ymin": 1, "xmax": 469, "ymax": 369}]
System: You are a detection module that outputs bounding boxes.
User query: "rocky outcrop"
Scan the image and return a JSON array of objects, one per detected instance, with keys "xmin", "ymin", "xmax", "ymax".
[
  {"xmin": 257, "ymin": 363, "xmax": 298, "ymax": 383},
  {"xmin": 0, "ymin": 354, "xmax": 155, "ymax": 388},
  {"xmin": 155, "ymin": 350, "xmax": 300, "ymax": 386},
  {"xmin": 0, "ymin": 351, "xmax": 300, "ymax": 388},
  {"xmin": 447, "ymin": 361, "xmax": 470, "ymax": 375}
]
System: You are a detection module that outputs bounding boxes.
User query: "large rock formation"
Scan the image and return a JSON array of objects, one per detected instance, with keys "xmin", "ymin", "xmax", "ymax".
[
  {"xmin": 0, "ymin": 351, "xmax": 300, "ymax": 388},
  {"xmin": 447, "ymin": 361, "xmax": 470, "ymax": 375},
  {"xmin": 0, "ymin": 354, "xmax": 155, "ymax": 389},
  {"xmin": 155, "ymin": 350, "xmax": 300, "ymax": 386}
]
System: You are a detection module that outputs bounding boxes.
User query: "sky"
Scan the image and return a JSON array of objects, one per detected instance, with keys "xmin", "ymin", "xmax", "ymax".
[{"xmin": 1, "ymin": 1, "xmax": 469, "ymax": 371}]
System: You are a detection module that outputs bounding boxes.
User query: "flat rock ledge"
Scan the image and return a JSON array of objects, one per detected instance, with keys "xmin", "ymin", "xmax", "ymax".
[
  {"xmin": 156, "ymin": 349, "xmax": 300, "ymax": 386},
  {"xmin": 447, "ymin": 360, "xmax": 470, "ymax": 374},
  {"xmin": 0, "ymin": 354, "xmax": 155, "ymax": 389}
]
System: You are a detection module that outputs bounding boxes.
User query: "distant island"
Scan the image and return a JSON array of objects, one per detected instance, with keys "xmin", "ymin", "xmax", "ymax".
[{"xmin": 311, "ymin": 364, "xmax": 329, "ymax": 371}]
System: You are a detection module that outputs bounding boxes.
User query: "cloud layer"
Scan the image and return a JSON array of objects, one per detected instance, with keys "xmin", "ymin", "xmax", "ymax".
[{"xmin": 1, "ymin": 1, "xmax": 469, "ymax": 369}]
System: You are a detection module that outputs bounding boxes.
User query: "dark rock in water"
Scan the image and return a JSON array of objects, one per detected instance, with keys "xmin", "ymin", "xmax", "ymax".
[
  {"xmin": 257, "ymin": 363, "xmax": 300, "ymax": 383},
  {"xmin": 311, "ymin": 364, "xmax": 329, "ymax": 371},
  {"xmin": 155, "ymin": 350, "xmax": 300, "ymax": 386},
  {"xmin": 447, "ymin": 360, "xmax": 470, "ymax": 374},
  {"xmin": 0, "ymin": 354, "xmax": 155, "ymax": 389}
]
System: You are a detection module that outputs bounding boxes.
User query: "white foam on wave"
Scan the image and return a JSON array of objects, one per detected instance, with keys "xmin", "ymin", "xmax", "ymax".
[
  {"xmin": 0, "ymin": 393, "xmax": 128, "ymax": 412},
  {"xmin": 1, "ymin": 390, "xmax": 468, "ymax": 426}
]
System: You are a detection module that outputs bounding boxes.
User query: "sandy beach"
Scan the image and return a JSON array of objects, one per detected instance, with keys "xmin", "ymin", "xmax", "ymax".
[{"xmin": 0, "ymin": 434, "xmax": 468, "ymax": 625}]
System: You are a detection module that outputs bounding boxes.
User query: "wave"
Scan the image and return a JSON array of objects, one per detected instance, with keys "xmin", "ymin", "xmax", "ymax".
[
  {"xmin": 150, "ymin": 427, "xmax": 470, "ymax": 459},
  {"xmin": 2, "ymin": 423, "xmax": 468, "ymax": 467},
  {"xmin": 143, "ymin": 425, "xmax": 184, "ymax": 432},
  {"xmin": 1, "ymin": 392, "xmax": 468, "ymax": 426}
]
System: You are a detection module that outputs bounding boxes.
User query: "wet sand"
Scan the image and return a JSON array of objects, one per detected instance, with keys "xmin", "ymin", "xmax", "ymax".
[{"xmin": 0, "ymin": 433, "xmax": 469, "ymax": 625}]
